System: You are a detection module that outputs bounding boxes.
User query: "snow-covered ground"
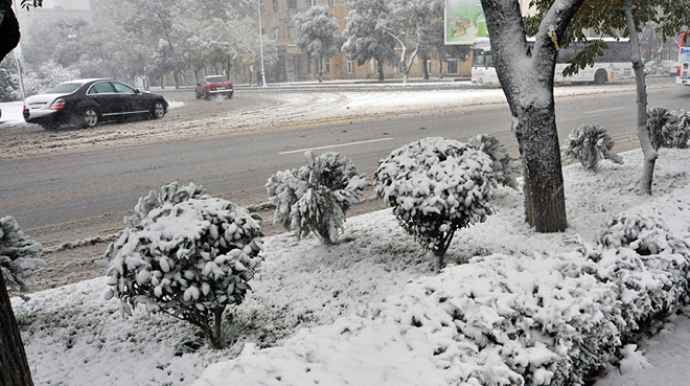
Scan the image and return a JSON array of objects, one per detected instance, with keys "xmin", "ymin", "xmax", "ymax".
[{"xmin": 12, "ymin": 147, "xmax": 690, "ymax": 386}]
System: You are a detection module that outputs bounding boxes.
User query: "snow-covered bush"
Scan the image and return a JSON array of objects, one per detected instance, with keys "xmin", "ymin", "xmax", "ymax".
[
  {"xmin": 0, "ymin": 216, "xmax": 45, "ymax": 292},
  {"xmin": 374, "ymin": 137, "xmax": 494, "ymax": 268},
  {"xmin": 562, "ymin": 125, "xmax": 623, "ymax": 171},
  {"xmin": 646, "ymin": 107, "xmax": 680, "ymax": 149},
  {"xmin": 124, "ymin": 181, "xmax": 209, "ymax": 227},
  {"xmin": 103, "ymin": 183, "xmax": 263, "ymax": 349},
  {"xmin": 266, "ymin": 151, "xmax": 367, "ymax": 244},
  {"xmin": 670, "ymin": 110, "xmax": 690, "ymax": 148},
  {"xmin": 467, "ymin": 133, "xmax": 521, "ymax": 189},
  {"xmin": 595, "ymin": 212, "xmax": 690, "ymax": 332}
]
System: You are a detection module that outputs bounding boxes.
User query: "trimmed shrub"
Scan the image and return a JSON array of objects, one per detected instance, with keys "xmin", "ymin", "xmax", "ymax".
[
  {"xmin": 646, "ymin": 107, "xmax": 680, "ymax": 149},
  {"xmin": 467, "ymin": 133, "xmax": 521, "ymax": 190},
  {"xmin": 0, "ymin": 216, "xmax": 45, "ymax": 292},
  {"xmin": 562, "ymin": 125, "xmax": 623, "ymax": 171},
  {"xmin": 266, "ymin": 151, "xmax": 367, "ymax": 244},
  {"xmin": 103, "ymin": 183, "xmax": 263, "ymax": 349},
  {"xmin": 374, "ymin": 137, "xmax": 494, "ymax": 268},
  {"xmin": 124, "ymin": 181, "xmax": 209, "ymax": 227}
]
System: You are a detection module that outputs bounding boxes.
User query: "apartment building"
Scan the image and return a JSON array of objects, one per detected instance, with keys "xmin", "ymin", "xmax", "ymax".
[{"xmin": 262, "ymin": 0, "xmax": 472, "ymax": 83}]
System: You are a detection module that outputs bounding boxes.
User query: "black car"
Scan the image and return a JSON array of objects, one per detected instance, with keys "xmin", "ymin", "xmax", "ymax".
[{"xmin": 23, "ymin": 79, "xmax": 168, "ymax": 130}]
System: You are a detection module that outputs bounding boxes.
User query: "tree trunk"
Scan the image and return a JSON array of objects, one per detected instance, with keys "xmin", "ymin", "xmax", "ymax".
[
  {"xmin": 624, "ymin": 0, "xmax": 657, "ymax": 195},
  {"xmin": 520, "ymin": 105, "xmax": 568, "ymax": 231},
  {"xmin": 481, "ymin": 0, "xmax": 581, "ymax": 232},
  {"xmin": 377, "ymin": 59, "xmax": 384, "ymax": 81},
  {"xmin": 317, "ymin": 56, "xmax": 323, "ymax": 83},
  {"xmin": 438, "ymin": 59, "xmax": 443, "ymax": 79},
  {"xmin": 422, "ymin": 54, "xmax": 429, "ymax": 80},
  {"xmin": 0, "ymin": 274, "xmax": 34, "ymax": 386}
]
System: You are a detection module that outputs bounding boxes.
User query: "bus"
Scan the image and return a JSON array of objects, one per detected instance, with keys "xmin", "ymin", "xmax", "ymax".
[
  {"xmin": 471, "ymin": 38, "xmax": 634, "ymax": 86},
  {"xmin": 677, "ymin": 31, "xmax": 690, "ymax": 86}
]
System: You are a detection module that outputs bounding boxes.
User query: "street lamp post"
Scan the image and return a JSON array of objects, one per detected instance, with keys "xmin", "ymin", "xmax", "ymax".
[
  {"xmin": 257, "ymin": 0, "xmax": 267, "ymax": 87},
  {"xmin": 12, "ymin": 0, "xmax": 26, "ymax": 101}
]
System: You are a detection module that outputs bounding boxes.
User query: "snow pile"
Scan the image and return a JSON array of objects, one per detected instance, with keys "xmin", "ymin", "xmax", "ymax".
[
  {"xmin": 374, "ymin": 137, "xmax": 495, "ymax": 262},
  {"xmin": 266, "ymin": 151, "xmax": 367, "ymax": 244}
]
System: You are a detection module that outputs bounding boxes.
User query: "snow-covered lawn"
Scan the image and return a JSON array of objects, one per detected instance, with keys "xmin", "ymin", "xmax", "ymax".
[{"xmin": 12, "ymin": 147, "xmax": 690, "ymax": 386}]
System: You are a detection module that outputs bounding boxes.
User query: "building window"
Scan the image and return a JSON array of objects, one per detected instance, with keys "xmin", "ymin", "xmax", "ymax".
[
  {"xmin": 328, "ymin": 0, "xmax": 335, "ymax": 5},
  {"xmin": 324, "ymin": 59, "xmax": 331, "ymax": 73},
  {"xmin": 447, "ymin": 59, "xmax": 458, "ymax": 74},
  {"xmin": 288, "ymin": 27, "xmax": 296, "ymax": 40},
  {"xmin": 273, "ymin": 27, "xmax": 280, "ymax": 40},
  {"xmin": 310, "ymin": 0, "xmax": 317, "ymax": 5},
  {"xmin": 426, "ymin": 60, "xmax": 432, "ymax": 74},
  {"xmin": 288, "ymin": 0, "xmax": 297, "ymax": 9},
  {"xmin": 347, "ymin": 60, "xmax": 354, "ymax": 74},
  {"xmin": 273, "ymin": 0, "xmax": 278, "ymax": 11}
]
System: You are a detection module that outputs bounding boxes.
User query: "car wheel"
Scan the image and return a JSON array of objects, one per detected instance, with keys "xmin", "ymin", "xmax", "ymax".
[
  {"xmin": 82, "ymin": 107, "xmax": 99, "ymax": 128},
  {"xmin": 151, "ymin": 100, "xmax": 166, "ymax": 119},
  {"xmin": 594, "ymin": 69, "xmax": 608, "ymax": 85}
]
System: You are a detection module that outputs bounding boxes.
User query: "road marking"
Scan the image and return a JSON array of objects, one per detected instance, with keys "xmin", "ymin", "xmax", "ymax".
[
  {"xmin": 584, "ymin": 107, "xmax": 626, "ymax": 114},
  {"xmin": 279, "ymin": 137, "xmax": 393, "ymax": 155}
]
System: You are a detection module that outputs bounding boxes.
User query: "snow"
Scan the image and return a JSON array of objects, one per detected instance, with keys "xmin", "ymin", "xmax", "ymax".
[
  {"xmin": 0, "ymin": 101, "xmax": 25, "ymax": 125},
  {"xmin": 10, "ymin": 146, "xmax": 690, "ymax": 386}
]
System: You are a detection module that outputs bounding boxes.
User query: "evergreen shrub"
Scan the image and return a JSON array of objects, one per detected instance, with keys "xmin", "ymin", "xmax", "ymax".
[
  {"xmin": 374, "ymin": 137, "xmax": 494, "ymax": 268},
  {"xmin": 562, "ymin": 125, "xmax": 623, "ymax": 171},
  {"xmin": 266, "ymin": 151, "xmax": 367, "ymax": 244},
  {"xmin": 467, "ymin": 133, "xmax": 521, "ymax": 189},
  {"xmin": 0, "ymin": 216, "xmax": 45, "ymax": 292},
  {"xmin": 103, "ymin": 182, "xmax": 263, "ymax": 349}
]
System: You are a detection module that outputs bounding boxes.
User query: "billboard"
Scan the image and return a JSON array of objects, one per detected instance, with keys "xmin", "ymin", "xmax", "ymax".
[{"xmin": 444, "ymin": 0, "xmax": 487, "ymax": 45}]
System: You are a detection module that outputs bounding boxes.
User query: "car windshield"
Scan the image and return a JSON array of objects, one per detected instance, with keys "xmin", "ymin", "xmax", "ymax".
[
  {"xmin": 206, "ymin": 76, "xmax": 226, "ymax": 83},
  {"xmin": 45, "ymin": 83, "xmax": 82, "ymax": 94}
]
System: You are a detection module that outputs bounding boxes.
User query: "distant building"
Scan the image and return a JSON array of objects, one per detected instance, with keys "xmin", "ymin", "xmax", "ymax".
[{"xmin": 261, "ymin": 0, "xmax": 472, "ymax": 83}]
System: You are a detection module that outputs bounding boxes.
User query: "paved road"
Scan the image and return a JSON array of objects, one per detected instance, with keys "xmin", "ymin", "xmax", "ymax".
[{"xmin": 1, "ymin": 80, "xmax": 688, "ymax": 290}]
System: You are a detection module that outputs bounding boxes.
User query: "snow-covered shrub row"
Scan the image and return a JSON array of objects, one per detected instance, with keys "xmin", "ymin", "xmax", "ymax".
[
  {"xmin": 595, "ymin": 212, "xmax": 690, "ymax": 333},
  {"xmin": 193, "ymin": 251, "xmax": 623, "ymax": 386},
  {"xmin": 467, "ymin": 134, "xmax": 521, "ymax": 190},
  {"xmin": 0, "ymin": 216, "xmax": 45, "ymax": 292},
  {"xmin": 103, "ymin": 183, "xmax": 263, "ymax": 349},
  {"xmin": 266, "ymin": 151, "xmax": 367, "ymax": 244},
  {"xmin": 374, "ymin": 137, "xmax": 494, "ymax": 268},
  {"xmin": 562, "ymin": 125, "xmax": 623, "ymax": 172}
]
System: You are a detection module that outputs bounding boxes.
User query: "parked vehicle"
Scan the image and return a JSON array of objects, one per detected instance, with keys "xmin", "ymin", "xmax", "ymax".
[
  {"xmin": 23, "ymin": 79, "xmax": 168, "ymax": 130},
  {"xmin": 195, "ymin": 75, "xmax": 234, "ymax": 100}
]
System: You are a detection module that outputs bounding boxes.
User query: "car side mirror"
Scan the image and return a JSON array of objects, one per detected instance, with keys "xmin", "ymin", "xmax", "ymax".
[{"xmin": 134, "ymin": 88, "xmax": 141, "ymax": 94}]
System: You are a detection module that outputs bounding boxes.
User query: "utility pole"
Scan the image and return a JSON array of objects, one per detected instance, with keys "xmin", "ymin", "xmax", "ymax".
[
  {"xmin": 12, "ymin": 0, "xmax": 26, "ymax": 101},
  {"xmin": 257, "ymin": 0, "xmax": 267, "ymax": 87}
]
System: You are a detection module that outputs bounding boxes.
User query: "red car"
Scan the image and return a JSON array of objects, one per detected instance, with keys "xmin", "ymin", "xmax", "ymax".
[{"xmin": 195, "ymin": 75, "xmax": 234, "ymax": 100}]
